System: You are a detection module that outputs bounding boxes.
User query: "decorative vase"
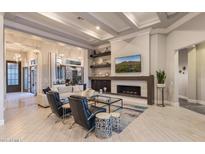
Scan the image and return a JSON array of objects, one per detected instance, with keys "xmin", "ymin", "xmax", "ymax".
[{"xmin": 157, "ymin": 83, "xmax": 166, "ymax": 88}]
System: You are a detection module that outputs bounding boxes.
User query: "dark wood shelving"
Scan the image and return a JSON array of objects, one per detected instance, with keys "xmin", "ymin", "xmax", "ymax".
[
  {"xmin": 90, "ymin": 64, "xmax": 111, "ymax": 68},
  {"xmin": 89, "ymin": 76, "xmax": 111, "ymax": 80},
  {"xmin": 90, "ymin": 51, "xmax": 111, "ymax": 58}
]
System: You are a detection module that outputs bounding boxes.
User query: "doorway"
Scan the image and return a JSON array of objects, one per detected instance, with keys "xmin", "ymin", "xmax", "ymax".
[
  {"xmin": 23, "ymin": 67, "xmax": 30, "ymax": 92},
  {"xmin": 30, "ymin": 66, "xmax": 37, "ymax": 95},
  {"xmin": 6, "ymin": 61, "xmax": 21, "ymax": 93}
]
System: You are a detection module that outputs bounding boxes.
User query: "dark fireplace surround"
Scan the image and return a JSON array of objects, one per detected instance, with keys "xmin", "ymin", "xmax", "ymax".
[{"xmin": 117, "ymin": 85, "xmax": 141, "ymax": 97}]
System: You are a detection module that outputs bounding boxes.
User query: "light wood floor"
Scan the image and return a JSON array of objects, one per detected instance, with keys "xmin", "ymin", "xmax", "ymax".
[{"xmin": 1, "ymin": 92, "xmax": 205, "ymax": 141}]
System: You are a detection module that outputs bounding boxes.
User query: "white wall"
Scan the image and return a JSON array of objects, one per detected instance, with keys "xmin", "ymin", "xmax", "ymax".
[
  {"xmin": 165, "ymin": 13, "xmax": 205, "ymax": 104},
  {"xmin": 196, "ymin": 43, "xmax": 205, "ymax": 102},
  {"xmin": 166, "ymin": 31, "xmax": 205, "ymax": 104},
  {"xmin": 0, "ymin": 14, "xmax": 4, "ymax": 125},
  {"xmin": 150, "ymin": 34, "xmax": 167, "ymax": 102},
  {"xmin": 110, "ymin": 32, "xmax": 150, "ymax": 76},
  {"xmin": 188, "ymin": 47, "xmax": 197, "ymax": 101},
  {"xmin": 109, "ymin": 31, "xmax": 150, "ymax": 95}
]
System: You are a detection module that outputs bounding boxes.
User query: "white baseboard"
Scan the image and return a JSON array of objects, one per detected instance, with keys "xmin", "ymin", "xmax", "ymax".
[
  {"xmin": 179, "ymin": 95, "xmax": 188, "ymax": 100},
  {"xmin": 188, "ymin": 99, "xmax": 198, "ymax": 103},
  {"xmin": 154, "ymin": 100, "xmax": 179, "ymax": 107},
  {"xmin": 198, "ymin": 100, "xmax": 205, "ymax": 105},
  {"xmin": 0, "ymin": 120, "xmax": 4, "ymax": 126}
]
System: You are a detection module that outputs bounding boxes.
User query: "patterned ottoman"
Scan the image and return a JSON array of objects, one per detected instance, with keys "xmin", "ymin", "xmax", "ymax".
[
  {"xmin": 110, "ymin": 112, "xmax": 120, "ymax": 132},
  {"xmin": 95, "ymin": 113, "xmax": 112, "ymax": 138}
]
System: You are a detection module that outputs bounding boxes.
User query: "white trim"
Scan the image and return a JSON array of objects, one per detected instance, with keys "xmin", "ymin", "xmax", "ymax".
[
  {"xmin": 110, "ymin": 28, "xmax": 151, "ymax": 43},
  {"xmin": 166, "ymin": 12, "xmax": 201, "ymax": 33},
  {"xmin": 151, "ymin": 13, "xmax": 201, "ymax": 35},
  {"xmin": 198, "ymin": 100, "xmax": 205, "ymax": 105},
  {"xmin": 178, "ymin": 95, "xmax": 188, "ymax": 100},
  {"xmin": 188, "ymin": 99, "xmax": 198, "ymax": 103},
  {"xmin": 0, "ymin": 120, "xmax": 4, "ymax": 126}
]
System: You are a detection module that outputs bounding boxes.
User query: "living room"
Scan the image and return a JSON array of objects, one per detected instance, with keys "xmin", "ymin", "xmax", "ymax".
[{"xmin": 0, "ymin": 6, "xmax": 205, "ymax": 151}]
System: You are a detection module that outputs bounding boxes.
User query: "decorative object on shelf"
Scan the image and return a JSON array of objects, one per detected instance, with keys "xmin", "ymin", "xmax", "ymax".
[
  {"xmin": 156, "ymin": 69, "xmax": 166, "ymax": 88},
  {"xmin": 99, "ymin": 89, "xmax": 103, "ymax": 94},
  {"xmin": 90, "ymin": 63, "xmax": 111, "ymax": 69},
  {"xmin": 105, "ymin": 47, "xmax": 110, "ymax": 53},
  {"xmin": 103, "ymin": 87, "xmax": 107, "ymax": 93},
  {"xmin": 96, "ymin": 58, "xmax": 103, "ymax": 64},
  {"xmin": 105, "ymin": 72, "xmax": 110, "ymax": 77},
  {"xmin": 93, "ymin": 50, "xmax": 96, "ymax": 55},
  {"xmin": 90, "ymin": 51, "xmax": 111, "ymax": 58}
]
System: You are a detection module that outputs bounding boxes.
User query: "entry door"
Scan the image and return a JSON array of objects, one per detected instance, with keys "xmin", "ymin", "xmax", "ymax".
[
  {"xmin": 6, "ymin": 61, "xmax": 21, "ymax": 93},
  {"xmin": 30, "ymin": 66, "xmax": 37, "ymax": 95}
]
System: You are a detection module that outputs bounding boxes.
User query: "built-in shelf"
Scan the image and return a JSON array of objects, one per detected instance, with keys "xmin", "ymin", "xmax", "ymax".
[
  {"xmin": 90, "ymin": 51, "xmax": 111, "ymax": 58},
  {"xmin": 89, "ymin": 76, "xmax": 111, "ymax": 80},
  {"xmin": 90, "ymin": 64, "xmax": 111, "ymax": 68}
]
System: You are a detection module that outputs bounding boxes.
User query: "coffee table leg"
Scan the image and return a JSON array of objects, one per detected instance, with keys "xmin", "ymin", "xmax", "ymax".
[
  {"xmin": 109, "ymin": 105, "xmax": 111, "ymax": 113},
  {"xmin": 121, "ymin": 100, "xmax": 123, "ymax": 108}
]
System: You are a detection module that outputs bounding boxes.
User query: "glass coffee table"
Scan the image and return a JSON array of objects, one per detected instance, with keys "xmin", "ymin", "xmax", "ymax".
[{"xmin": 92, "ymin": 95, "xmax": 123, "ymax": 113}]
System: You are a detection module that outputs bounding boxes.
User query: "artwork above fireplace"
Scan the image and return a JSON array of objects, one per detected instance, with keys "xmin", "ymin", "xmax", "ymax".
[{"xmin": 117, "ymin": 85, "xmax": 141, "ymax": 97}]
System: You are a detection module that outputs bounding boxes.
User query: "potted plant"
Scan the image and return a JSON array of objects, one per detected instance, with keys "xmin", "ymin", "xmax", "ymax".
[{"xmin": 156, "ymin": 70, "xmax": 166, "ymax": 88}]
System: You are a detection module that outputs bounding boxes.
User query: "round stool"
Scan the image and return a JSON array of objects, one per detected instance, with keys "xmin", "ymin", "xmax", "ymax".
[
  {"xmin": 95, "ymin": 113, "xmax": 112, "ymax": 138},
  {"xmin": 110, "ymin": 112, "xmax": 120, "ymax": 132},
  {"xmin": 62, "ymin": 103, "xmax": 70, "ymax": 121}
]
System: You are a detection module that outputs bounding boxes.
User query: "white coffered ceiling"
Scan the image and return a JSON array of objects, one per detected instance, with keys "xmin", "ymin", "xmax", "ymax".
[
  {"xmin": 4, "ymin": 12, "xmax": 187, "ymax": 48},
  {"xmin": 5, "ymin": 28, "xmax": 79, "ymax": 53}
]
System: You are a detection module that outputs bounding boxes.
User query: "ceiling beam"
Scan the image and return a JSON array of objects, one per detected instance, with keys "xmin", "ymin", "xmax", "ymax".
[
  {"xmin": 115, "ymin": 12, "xmax": 138, "ymax": 30},
  {"xmin": 75, "ymin": 12, "xmax": 118, "ymax": 36},
  {"xmin": 5, "ymin": 13, "xmax": 96, "ymax": 46},
  {"xmin": 156, "ymin": 12, "xmax": 168, "ymax": 23},
  {"xmin": 37, "ymin": 12, "xmax": 104, "ymax": 40},
  {"xmin": 4, "ymin": 19, "xmax": 94, "ymax": 49}
]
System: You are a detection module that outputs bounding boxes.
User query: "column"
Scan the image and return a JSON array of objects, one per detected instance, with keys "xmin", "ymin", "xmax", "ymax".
[
  {"xmin": 0, "ymin": 13, "xmax": 4, "ymax": 125},
  {"xmin": 188, "ymin": 46, "xmax": 197, "ymax": 102}
]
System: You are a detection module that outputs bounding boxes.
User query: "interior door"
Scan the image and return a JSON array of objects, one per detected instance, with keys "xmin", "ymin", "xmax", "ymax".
[
  {"xmin": 30, "ymin": 66, "xmax": 37, "ymax": 95},
  {"xmin": 6, "ymin": 61, "xmax": 21, "ymax": 93},
  {"xmin": 23, "ymin": 67, "xmax": 29, "ymax": 92}
]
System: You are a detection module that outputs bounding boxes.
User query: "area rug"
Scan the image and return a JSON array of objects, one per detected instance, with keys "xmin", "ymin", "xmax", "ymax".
[{"xmin": 96, "ymin": 104, "xmax": 147, "ymax": 133}]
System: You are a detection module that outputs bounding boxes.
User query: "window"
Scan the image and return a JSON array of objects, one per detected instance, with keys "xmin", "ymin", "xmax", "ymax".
[{"xmin": 7, "ymin": 63, "xmax": 19, "ymax": 86}]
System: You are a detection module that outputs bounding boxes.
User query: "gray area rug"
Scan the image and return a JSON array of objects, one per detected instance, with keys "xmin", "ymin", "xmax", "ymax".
[
  {"xmin": 179, "ymin": 98, "xmax": 205, "ymax": 115},
  {"xmin": 97, "ymin": 104, "xmax": 147, "ymax": 133}
]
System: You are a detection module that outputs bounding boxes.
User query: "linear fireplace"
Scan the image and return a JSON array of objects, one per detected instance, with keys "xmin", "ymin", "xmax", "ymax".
[{"xmin": 117, "ymin": 85, "xmax": 141, "ymax": 97}]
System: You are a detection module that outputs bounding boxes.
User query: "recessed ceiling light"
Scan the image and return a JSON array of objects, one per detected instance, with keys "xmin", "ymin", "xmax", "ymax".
[
  {"xmin": 77, "ymin": 16, "xmax": 84, "ymax": 20},
  {"xmin": 96, "ymin": 26, "xmax": 100, "ymax": 30},
  {"xmin": 58, "ymin": 42, "xmax": 65, "ymax": 46}
]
